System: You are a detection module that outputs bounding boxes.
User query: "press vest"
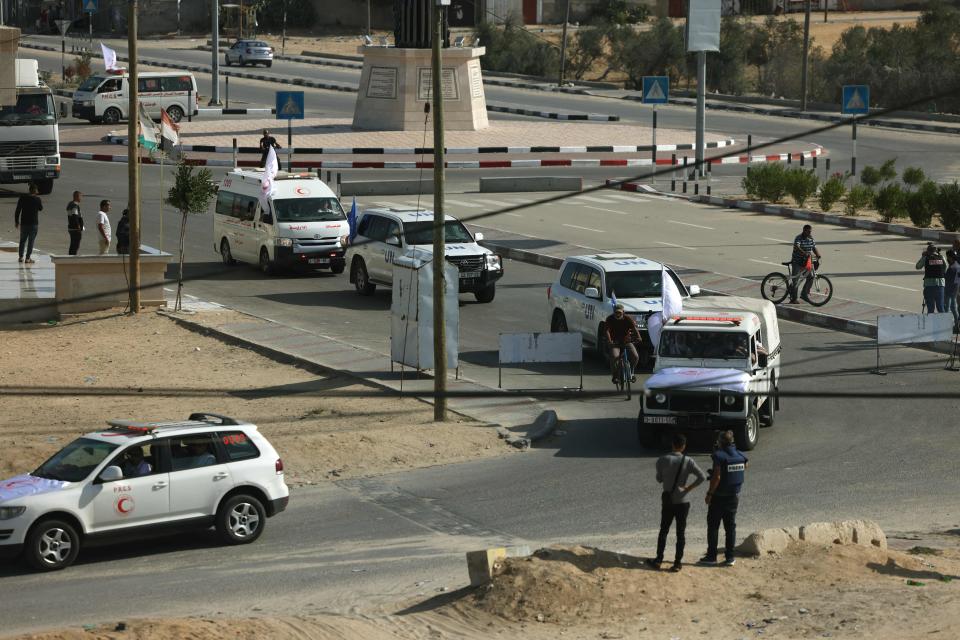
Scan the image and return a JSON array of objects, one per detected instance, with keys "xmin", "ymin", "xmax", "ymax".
[
  {"xmin": 713, "ymin": 447, "xmax": 748, "ymax": 496},
  {"xmin": 924, "ymin": 255, "xmax": 946, "ymax": 280}
]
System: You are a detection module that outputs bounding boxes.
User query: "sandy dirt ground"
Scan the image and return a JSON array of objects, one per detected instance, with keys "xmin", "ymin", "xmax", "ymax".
[{"xmin": 0, "ymin": 309, "xmax": 512, "ymax": 486}]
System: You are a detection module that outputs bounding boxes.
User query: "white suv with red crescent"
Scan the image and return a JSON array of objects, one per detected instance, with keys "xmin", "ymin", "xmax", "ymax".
[{"xmin": 0, "ymin": 413, "xmax": 289, "ymax": 571}]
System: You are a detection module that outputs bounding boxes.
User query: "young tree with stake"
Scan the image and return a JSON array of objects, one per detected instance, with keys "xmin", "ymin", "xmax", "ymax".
[{"xmin": 166, "ymin": 160, "xmax": 218, "ymax": 311}]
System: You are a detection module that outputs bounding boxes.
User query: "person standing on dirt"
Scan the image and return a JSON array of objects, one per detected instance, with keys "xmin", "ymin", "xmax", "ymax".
[
  {"xmin": 66, "ymin": 191, "xmax": 84, "ymax": 255},
  {"xmin": 646, "ymin": 433, "xmax": 706, "ymax": 572},
  {"xmin": 700, "ymin": 430, "xmax": 748, "ymax": 567},
  {"xmin": 259, "ymin": 129, "xmax": 281, "ymax": 168},
  {"xmin": 14, "ymin": 183, "xmax": 43, "ymax": 264}
]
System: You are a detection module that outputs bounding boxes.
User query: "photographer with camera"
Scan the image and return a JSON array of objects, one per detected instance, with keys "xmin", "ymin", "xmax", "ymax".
[
  {"xmin": 699, "ymin": 430, "xmax": 748, "ymax": 567},
  {"xmin": 916, "ymin": 242, "xmax": 947, "ymax": 313}
]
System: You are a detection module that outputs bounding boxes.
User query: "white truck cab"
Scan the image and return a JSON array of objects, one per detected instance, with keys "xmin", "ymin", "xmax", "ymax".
[
  {"xmin": 0, "ymin": 60, "xmax": 60, "ymax": 194},
  {"xmin": 348, "ymin": 207, "xmax": 503, "ymax": 303},
  {"xmin": 214, "ymin": 170, "xmax": 350, "ymax": 274},
  {"xmin": 639, "ymin": 296, "xmax": 781, "ymax": 451}
]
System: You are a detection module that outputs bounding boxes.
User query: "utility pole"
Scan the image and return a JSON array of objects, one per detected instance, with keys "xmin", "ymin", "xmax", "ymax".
[
  {"xmin": 557, "ymin": 0, "xmax": 571, "ymax": 88},
  {"xmin": 695, "ymin": 50, "xmax": 705, "ymax": 178},
  {"xmin": 431, "ymin": 0, "xmax": 447, "ymax": 422},
  {"xmin": 281, "ymin": 0, "xmax": 286, "ymax": 56},
  {"xmin": 800, "ymin": 0, "xmax": 811, "ymax": 111},
  {"xmin": 209, "ymin": 0, "xmax": 221, "ymax": 105},
  {"xmin": 366, "ymin": 0, "xmax": 371, "ymax": 37},
  {"xmin": 128, "ymin": 0, "xmax": 141, "ymax": 312}
]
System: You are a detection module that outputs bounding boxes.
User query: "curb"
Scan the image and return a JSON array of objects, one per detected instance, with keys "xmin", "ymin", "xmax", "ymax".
[
  {"xmin": 488, "ymin": 104, "xmax": 618, "ymax": 121},
  {"xmin": 102, "ymin": 134, "xmax": 738, "ymax": 156}
]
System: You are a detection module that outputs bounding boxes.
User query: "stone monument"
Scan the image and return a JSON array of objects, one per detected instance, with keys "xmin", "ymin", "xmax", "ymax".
[{"xmin": 352, "ymin": 0, "xmax": 488, "ymax": 131}]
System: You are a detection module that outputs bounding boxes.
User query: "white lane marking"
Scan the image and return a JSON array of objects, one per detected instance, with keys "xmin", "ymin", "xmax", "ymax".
[
  {"xmin": 865, "ymin": 254, "xmax": 913, "ymax": 265},
  {"xmin": 749, "ymin": 258, "xmax": 784, "ymax": 267},
  {"xmin": 584, "ymin": 205, "xmax": 628, "ymax": 215},
  {"xmin": 604, "ymin": 193, "xmax": 651, "ymax": 203},
  {"xmin": 505, "ymin": 213, "xmax": 522, "ymax": 217},
  {"xmin": 764, "ymin": 237, "xmax": 790, "ymax": 243},
  {"xmin": 571, "ymin": 195, "xmax": 617, "ymax": 204},
  {"xmin": 657, "ymin": 241, "xmax": 695, "ymax": 251},
  {"xmin": 473, "ymin": 199, "xmax": 514, "ymax": 207},
  {"xmin": 858, "ymin": 279, "xmax": 919, "ymax": 292},
  {"xmin": 444, "ymin": 198, "xmax": 482, "ymax": 208},
  {"xmin": 563, "ymin": 223, "xmax": 604, "ymax": 233},
  {"xmin": 668, "ymin": 220, "xmax": 714, "ymax": 230}
]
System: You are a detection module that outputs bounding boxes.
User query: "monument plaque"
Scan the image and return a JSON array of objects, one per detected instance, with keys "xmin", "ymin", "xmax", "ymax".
[
  {"xmin": 417, "ymin": 67, "xmax": 459, "ymax": 101},
  {"xmin": 367, "ymin": 66, "xmax": 398, "ymax": 99},
  {"xmin": 469, "ymin": 64, "xmax": 483, "ymax": 99}
]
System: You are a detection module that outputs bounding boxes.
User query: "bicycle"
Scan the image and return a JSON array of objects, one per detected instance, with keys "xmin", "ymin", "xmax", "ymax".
[
  {"xmin": 612, "ymin": 341, "xmax": 637, "ymax": 399},
  {"xmin": 761, "ymin": 255, "xmax": 833, "ymax": 307}
]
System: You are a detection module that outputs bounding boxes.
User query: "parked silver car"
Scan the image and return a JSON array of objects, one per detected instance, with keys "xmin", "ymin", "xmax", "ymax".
[{"xmin": 224, "ymin": 40, "xmax": 274, "ymax": 67}]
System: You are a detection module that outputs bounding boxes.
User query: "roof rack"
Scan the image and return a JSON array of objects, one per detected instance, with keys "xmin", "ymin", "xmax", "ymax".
[
  {"xmin": 671, "ymin": 315, "xmax": 741, "ymax": 326},
  {"xmin": 188, "ymin": 412, "xmax": 240, "ymax": 426},
  {"xmin": 105, "ymin": 413, "xmax": 240, "ymax": 434}
]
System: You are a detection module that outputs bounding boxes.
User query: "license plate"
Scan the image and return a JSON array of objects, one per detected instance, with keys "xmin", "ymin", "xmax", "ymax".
[
  {"xmin": 644, "ymin": 416, "xmax": 677, "ymax": 424},
  {"xmin": 13, "ymin": 175, "xmax": 30, "ymax": 180},
  {"xmin": 308, "ymin": 258, "xmax": 330, "ymax": 264},
  {"xmin": 460, "ymin": 271, "xmax": 481, "ymax": 279}
]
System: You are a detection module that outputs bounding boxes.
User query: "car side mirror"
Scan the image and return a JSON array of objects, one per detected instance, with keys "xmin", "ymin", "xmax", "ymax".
[
  {"xmin": 260, "ymin": 213, "xmax": 273, "ymax": 225},
  {"xmin": 757, "ymin": 352, "xmax": 768, "ymax": 368},
  {"xmin": 387, "ymin": 235, "xmax": 401, "ymax": 247},
  {"xmin": 688, "ymin": 284, "xmax": 701, "ymax": 296},
  {"xmin": 584, "ymin": 287, "xmax": 600, "ymax": 299},
  {"xmin": 474, "ymin": 232, "xmax": 484, "ymax": 241},
  {"xmin": 99, "ymin": 465, "xmax": 123, "ymax": 482}
]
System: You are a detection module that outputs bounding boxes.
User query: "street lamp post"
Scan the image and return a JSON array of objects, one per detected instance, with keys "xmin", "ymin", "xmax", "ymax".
[{"xmin": 209, "ymin": 0, "xmax": 221, "ymax": 105}]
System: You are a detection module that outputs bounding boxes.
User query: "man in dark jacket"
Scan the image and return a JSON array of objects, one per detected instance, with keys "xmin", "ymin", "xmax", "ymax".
[
  {"xmin": 116, "ymin": 208, "xmax": 131, "ymax": 254},
  {"xmin": 14, "ymin": 184, "xmax": 43, "ymax": 264},
  {"xmin": 66, "ymin": 191, "xmax": 84, "ymax": 255}
]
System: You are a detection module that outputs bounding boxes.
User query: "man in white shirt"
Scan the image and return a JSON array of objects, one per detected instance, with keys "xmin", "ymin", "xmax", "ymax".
[{"xmin": 97, "ymin": 200, "xmax": 112, "ymax": 255}]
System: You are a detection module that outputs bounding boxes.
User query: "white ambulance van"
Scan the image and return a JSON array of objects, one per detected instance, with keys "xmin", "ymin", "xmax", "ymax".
[
  {"xmin": 71, "ymin": 70, "xmax": 199, "ymax": 124},
  {"xmin": 213, "ymin": 170, "xmax": 350, "ymax": 275}
]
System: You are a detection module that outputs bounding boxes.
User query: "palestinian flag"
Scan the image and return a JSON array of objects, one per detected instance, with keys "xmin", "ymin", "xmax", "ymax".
[{"xmin": 137, "ymin": 103, "xmax": 159, "ymax": 152}]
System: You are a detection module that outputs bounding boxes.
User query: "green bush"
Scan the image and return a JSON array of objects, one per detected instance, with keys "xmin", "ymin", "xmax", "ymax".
[
  {"xmin": 906, "ymin": 181, "xmax": 939, "ymax": 227},
  {"xmin": 902, "ymin": 166, "xmax": 926, "ymax": 188},
  {"xmin": 783, "ymin": 168, "xmax": 819, "ymax": 208},
  {"xmin": 818, "ymin": 173, "xmax": 847, "ymax": 211},
  {"xmin": 609, "ymin": 17, "xmax": 685, "ymax": 89},
  {"xmin": 476, "ymin": 16, "xmax": 560, "ymax": 77},
  {"xmin": 742, "ymin": 163, "xmax": 788, "ymax": 203},
  {"xmin": 875, "ymin": 183, "xmax": 908, "ymax": 222},
  {"xmin": 860, "ymin": 165, "xmax": 882, "ymax": 188},
  {"xmin": 566, "ymin": 26, "xmax": 608, "ymax": 80},
  {"xmin": 844, "ymin": 184, "xmax": 874, "ymax": 216},
  {"xmin": 937, "ymin": 181, "xmax": 960, "ymax": 232},
  {"xmin": 587, "ymin": 0, "xmax": 650, "ymax": 25},
  {"xmin": 74, "ymin": 52, "xmax": 92, "ymax": 81},
  {"xmin": 254, "ymin": 0, "xmax": 316, "ymax": 30}
]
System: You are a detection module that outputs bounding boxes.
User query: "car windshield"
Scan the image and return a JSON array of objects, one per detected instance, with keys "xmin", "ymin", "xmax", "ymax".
[
  {"xmin": 607, "ymin": 269, "xmax": 687, "ymax": 299},
  {"xmin": 77, "ymin": 76, "xmax": 106, "ymax": 92},
  {"xmin": 0, "ymin": 93, "xmax": 56, "ymax": 125},
  {"xmin": 658, "ymin": 331, "xmax": 749, "ymax": 360},
  {"xmin": 402, "ymin": 220, "xmax": 473, "ymax": 245},
  {"xmin": 273, "ymin": 197, "xmax": 346, "ymax": 222},
  {"xmin": 32, "ymin": 437, "xmax": 119, "ymax": 482}
]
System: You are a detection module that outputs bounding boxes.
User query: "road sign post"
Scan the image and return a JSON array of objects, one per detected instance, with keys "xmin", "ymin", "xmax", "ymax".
[
  {"xmin": 84, "ymin": 0, "xmax": 97, "ymax": 39},
  {"xmin": 842, "ymin": 85, "xmax": 869, "ymax": 177},
  {"xmin": 275, "ymin": 90, "xmax": 304, "ymax": 171},
  {"xmin": 642, "ymin": 76, "xmax": 669, "ymax": 182},
  {"xmin": 55, "ymin": 20, "xmax": 70, "ymax": 82}
]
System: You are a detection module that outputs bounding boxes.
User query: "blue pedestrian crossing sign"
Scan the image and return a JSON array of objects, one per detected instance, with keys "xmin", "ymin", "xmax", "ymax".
[
  {"xmin": 842, "ymin": 85, "xmax": 869, "ymax": 115},
  {"xmin": 642, "ymin": 76, "xmax": 669, "ymax": 104},
  {"xmin": 83, "ymin": 0, "xmax": 98, "ymax": 13},
  {"xmin": 275, "ymin": 91, "xmax": 305, "ymax": 120}
]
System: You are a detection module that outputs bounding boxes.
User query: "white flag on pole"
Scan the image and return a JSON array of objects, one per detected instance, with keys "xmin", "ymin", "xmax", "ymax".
[
  {"xmin": 647, "ymin": 267, "xmax": 684, "ymax": 349},
  {"xmin": 100, "ymin": 43, "xmax": 119, "ymax": 71},
  {"xmin": 259, "ymin": 146, "xmax": 279, "ymax": 212}
]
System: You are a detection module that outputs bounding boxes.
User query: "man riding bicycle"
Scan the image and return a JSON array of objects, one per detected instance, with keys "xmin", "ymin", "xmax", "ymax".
[
  {"xmin": 788, "ymin": 224, "xmax": 822, "ymax": 304},
  {"xmin": 605, "ymin": 303, "xmax": 641, "ymax": 383}
]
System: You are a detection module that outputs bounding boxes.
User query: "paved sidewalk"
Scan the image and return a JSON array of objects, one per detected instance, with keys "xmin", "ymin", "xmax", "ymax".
[{"xmin": 0, "ymin": 242, "xmax": 56, "ymax": 324}]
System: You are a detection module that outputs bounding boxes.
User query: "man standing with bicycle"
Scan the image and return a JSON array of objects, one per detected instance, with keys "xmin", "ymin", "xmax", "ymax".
[
  {"xmin": 789, "ymin": 224, "xmax": 822, "ymax": 304},
  {"xmin": 605, "ymin": 303, "xmax": 641, "ymax": 384}
]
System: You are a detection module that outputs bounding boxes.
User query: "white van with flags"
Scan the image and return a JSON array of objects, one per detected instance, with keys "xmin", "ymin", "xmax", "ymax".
[
  {"xmin": 71, "ymin": 70, "xmax": 199, "ymax": 125},
  {"xmin": 213, "ymin": 169, "xmax": 350, "ymax": 275}
]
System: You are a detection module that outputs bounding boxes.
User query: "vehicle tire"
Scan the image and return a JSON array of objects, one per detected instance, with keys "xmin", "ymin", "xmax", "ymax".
[
  {"xmin": 760, "ymin": 272, "xmax": 790, "ymax": 304},
  {"xmin": 165, "ymin": 105, "xmax": 184, "ymax": 123},
  {"xmin": 220, "ymin": 238, "xmax": 236, "ymax": 266},
  {"xmin": 239, "ymin": 56, "xmax": 246, "ymax": 66},
  {"xmin": 102, "ymin": 107, "xmax": 122, "ymax": 124},
  {"xmin": 352, "ymin": 258, "xmax": 375, "ymax": 295},
  {"xmin": 259, "ymin": 247, "xmax": 273, "ymax": 275},
  {"xmin": 330, "ymin": 263, "xmax": 345, "ymax": 275},
  {"xmin": 735, "ymin": 406, "xmax": 760, "ymax": 451},
  {"xmin": 26, "ymin": 518, "xmax": 80, "ymax": 571},
  {"xmin": 215, "ymin": 494, "xmax": 266, "ymax": 545},
  {"xmin": 636, "ymin": 407, "xmax": 660, "ymax": 449},
  {"xmin": 36, "ymin": 179, "xmax": 54, "ymax": 195},
  {"xmin": 761, "ymin": 374, "xmax": 777, "ymax": 427},
  {"xmin": 550, "ymin": 309, "xmax": 568, "ymax": 333},
  {"xmin": 474, "ymin": 285, "xmax": 496, "ymax": 303},
  {"xmin": 806, "ymin": 275, "xmax": 834, "ymax": 307},
  {"xmin": 224, "ymin": 55, "xmax": 232, "ymax": 66},
  {"xmin": 266, "ymin": 61, "xmax": 272, "ymax": 68}
]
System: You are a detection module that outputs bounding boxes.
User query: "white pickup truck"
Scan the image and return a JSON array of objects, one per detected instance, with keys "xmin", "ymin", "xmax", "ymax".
[{"xmin": 638, "ymin": 296, "xmax": 781, "ymax": 451}]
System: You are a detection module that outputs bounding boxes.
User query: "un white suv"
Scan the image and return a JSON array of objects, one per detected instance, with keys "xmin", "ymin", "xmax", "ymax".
[
  {"xmin": 348, "ymin": 207, "xmax": 503, "ymax": 303},
  {"xmin": 0, "ymin": 413, "xmax": 289, "ymax": 571},
  {"xmin": 547, "ymin": 253, "xmax": 699, "ymax": 364}
]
